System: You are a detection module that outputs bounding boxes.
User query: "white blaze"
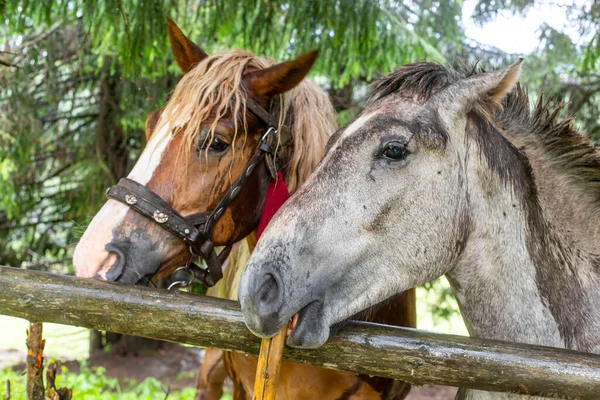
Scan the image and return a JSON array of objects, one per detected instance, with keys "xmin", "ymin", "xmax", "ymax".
[
  {"xmin": 73, "ymin": 119, "xmax": 175, "ymax": 278},
  {"xmin": 128, "ymin": 120, "xmax": 173, "ymax": 184},
  {"xmin": 341, "ymin": 112, "xmax": 375, "ymax": 139}
]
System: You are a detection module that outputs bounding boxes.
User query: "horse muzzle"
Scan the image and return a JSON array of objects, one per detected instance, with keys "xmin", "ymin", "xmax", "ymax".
[
  {"xmin": 239, "ymin": 261, "xmax": 288, "ymax": 338},
  {"xmin": 239, "ymin": 259, "xmax": 332, "ymax": 348}
]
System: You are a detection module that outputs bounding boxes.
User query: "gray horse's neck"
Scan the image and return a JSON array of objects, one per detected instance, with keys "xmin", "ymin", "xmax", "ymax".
[
  {"xmin": 447, "ymin": 146, "xmax": 600, "ymax": 353},
  {"xmin": 447, "ymin": 147, "xmax": 600, "ymax": 400}
]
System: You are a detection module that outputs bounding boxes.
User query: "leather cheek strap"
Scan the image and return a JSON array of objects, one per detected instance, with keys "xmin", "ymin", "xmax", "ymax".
[{"xmin": 106, "ymin": 178, "xmax": 208, "ymax": 248}]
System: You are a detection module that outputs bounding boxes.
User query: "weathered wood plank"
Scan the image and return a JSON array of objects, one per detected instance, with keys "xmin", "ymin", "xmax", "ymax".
[{"xmin": 1, "ymin": 266, "xmax": 599, "ymax": 399}]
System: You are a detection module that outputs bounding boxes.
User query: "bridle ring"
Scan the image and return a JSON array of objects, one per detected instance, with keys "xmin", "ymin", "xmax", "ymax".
[{"xmin": 167, "ymin": 265, "xmax": 195, "ymax": 290}]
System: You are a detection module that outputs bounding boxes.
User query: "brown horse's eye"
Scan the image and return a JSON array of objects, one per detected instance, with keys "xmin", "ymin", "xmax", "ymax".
[
  {"xmin": 199, "ymin": 136, "xmax": 230, "ymax": 153},
  {"xmin": 381, "ymin": 142, "xmax": 408, "ymax": 160}
]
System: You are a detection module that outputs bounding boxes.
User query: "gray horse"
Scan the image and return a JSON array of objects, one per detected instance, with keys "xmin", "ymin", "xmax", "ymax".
[{"xmin": 238, "ymin": 60, "xmax": 600, "ymax": 399}]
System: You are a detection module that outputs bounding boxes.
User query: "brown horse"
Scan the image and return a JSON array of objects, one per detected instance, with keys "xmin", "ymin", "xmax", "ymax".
[{"xmin": 73, "ymin": 20, "xmax": 415, "ymax": 399}]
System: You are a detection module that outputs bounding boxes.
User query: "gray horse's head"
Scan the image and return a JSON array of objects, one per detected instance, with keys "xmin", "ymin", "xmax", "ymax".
[{"xmin": 239, "ymin": 60, "xmax": 523, "ymax": 348}]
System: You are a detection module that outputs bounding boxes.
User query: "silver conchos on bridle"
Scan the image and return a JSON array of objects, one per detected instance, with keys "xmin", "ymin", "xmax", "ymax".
[
  {"xmin": 153, "ymin": 210, "xmax": 169, "ymax": 223},
  {"xmin": 125, "ymin": 194, "xmax": 138, "ymax": 205}
]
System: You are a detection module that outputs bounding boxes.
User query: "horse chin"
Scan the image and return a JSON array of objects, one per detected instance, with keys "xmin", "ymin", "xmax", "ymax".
[{"xmin": 285, "ymin": 300, "xmax": 330, "ymax": 349}]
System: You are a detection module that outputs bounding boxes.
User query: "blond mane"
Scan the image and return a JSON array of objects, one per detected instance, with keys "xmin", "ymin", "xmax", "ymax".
[
  {"xmin": 156, "ymin": 49, "xmax": 336, "ymax": 194},
  {"xmin": 155, "ymin": 49, "xmax": 337, "ymax": 299}
]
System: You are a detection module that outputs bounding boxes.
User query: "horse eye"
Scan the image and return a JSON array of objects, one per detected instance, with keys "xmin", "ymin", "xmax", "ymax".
[
  {"xmin": 381, "ymin": 142, "xmax": 408, "ymax": 160},
  {"xmin": 200, "ymin": 137, "xmax": 230, "ymax": 153}
]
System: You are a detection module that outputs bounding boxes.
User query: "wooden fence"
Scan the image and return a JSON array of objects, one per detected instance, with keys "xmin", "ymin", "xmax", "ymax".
[{"xmin": 1, "ymin": 266, "xmax": 599, "ymax": 399}]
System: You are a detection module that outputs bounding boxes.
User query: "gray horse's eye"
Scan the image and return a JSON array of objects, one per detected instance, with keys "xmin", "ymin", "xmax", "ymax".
[{"xmin": 381, "ymin": 142, "xmax": 408, "ymax": 160}]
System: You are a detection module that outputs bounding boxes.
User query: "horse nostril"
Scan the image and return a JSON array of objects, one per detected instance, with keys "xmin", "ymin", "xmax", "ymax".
[
  {"xmin": 255, "ymin": 272, "xmax": 284, "ymax": 316},
  {"xmin": 239, "ymin": 264, "xmax": 287, "ymax": 337},
  {"xmin": 259, "ymin": 273, "xmax": 279, "ymax": 303},
  {"xmin": 102, "ymin": 242, "xmax": 126, "ymax": 282}
]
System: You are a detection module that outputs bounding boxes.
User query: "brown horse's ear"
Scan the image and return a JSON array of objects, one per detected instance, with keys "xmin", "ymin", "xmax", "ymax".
[
  {"xmin": 167, "ymin": 18, "xmax": 208, "ymax": 73},
  {"xmin": 246, "ymin": 50, "xmax": 319, "ymax": 99}
]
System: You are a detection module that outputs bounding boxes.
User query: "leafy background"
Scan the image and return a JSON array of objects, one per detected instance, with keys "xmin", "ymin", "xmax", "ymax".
[
  {"xmin": 1, "ymin": 0, "xmax": 598, "ymax": 272},
  {"xmin": 0, "ymin": 1, "xmax": 598, "ymax": 397}
]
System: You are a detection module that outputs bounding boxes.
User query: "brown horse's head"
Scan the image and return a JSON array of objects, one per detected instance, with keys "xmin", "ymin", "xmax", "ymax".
[{"xmin": 74, "ymin": 20, "xmax": 334, "ymax": 284}]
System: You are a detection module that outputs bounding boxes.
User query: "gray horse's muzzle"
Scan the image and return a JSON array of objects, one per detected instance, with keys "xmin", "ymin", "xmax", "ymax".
[{"xmin": 239, "ymin": 261, "xmax": 288, "ymax": 338}]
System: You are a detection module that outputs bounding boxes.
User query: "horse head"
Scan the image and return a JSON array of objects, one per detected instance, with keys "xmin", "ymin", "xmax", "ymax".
[
  {"xmin": 239, "ymin": 60, "xmax": 525, "ymax": 348},
  {"xmin": 74, "ymin": 20, "xmax": 324, "ymax": 285}
]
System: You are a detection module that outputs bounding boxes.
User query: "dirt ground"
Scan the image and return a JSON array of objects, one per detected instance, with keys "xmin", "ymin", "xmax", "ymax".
[{"xmin": 5, "ymin": 343, "xmax": 458, "ymax": 399}]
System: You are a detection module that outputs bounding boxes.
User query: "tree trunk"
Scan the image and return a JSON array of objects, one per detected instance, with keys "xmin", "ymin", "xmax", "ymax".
[
  {"xmin": 89, "ymin": 329, "xmax": 103, "ymax": 351},
  {"xmin": 97, "ymin": 58, "xmax": 128, "ymax": 181},
  {"xmin": 327, "ymin": 82, "xmax": 355, "ymax": 112}
]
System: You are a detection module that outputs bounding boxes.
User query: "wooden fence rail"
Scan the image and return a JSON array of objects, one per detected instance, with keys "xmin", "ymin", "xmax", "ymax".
[{"xmin": 0, "ymin": 266, "xmax": 599, "ymax": 399}]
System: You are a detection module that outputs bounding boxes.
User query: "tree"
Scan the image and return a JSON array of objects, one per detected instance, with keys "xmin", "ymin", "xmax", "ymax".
[
  {"xmin": 471, "ymin": 0, "xmax": 600, "ymax": 140},
  {"xmin": 0, "ymin": 0, "xmax": 463, "ymax": 269},
  {"xmin": 0, "ymin": 0, "xmax": 597, "ymax": 340}
]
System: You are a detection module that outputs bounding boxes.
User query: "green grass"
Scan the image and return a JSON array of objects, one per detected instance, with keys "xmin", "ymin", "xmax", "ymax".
[{"xmin": 0, "ymin": 362, "xmax": 233, "ymax": 400}]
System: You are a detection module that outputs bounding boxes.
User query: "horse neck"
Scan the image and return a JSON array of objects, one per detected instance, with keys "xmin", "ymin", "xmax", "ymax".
[{"xmin": 447, "ymin": 138, "xmax": 600, "ymax": 353}]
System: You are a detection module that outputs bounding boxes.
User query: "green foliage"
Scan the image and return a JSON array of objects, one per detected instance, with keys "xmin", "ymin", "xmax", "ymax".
[
  {"xmin": 0, "ymin": 2, "xmax": 598, "ymax": 330},
  {"xmin": 421, "ymin": 278, "xmax": 460, "ymax": 322},
  {"xmin": 2, "ymin": 1, "xmax": 455, "ymax": 85},
  {"xmin": 0, "ymin": 18, "xmax": 173, "ymax": 268},
  {"xmin": 473, "ymin": 0, "xmax": 599, "ymax": 71},
  {"xmin": 0, "ymin": 362, "xmax": 228, "ymax": 399},
  {"xmin": 0, "ymin": 1, "xmax": 462, "ymax": 270},
  {"xmin": 470, "ymin": 0, "xmax": 600, "ymax": 141}
]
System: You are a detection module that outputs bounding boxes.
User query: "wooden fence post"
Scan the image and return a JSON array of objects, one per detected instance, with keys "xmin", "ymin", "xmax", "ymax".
[
  {"xmin": 26, "ymin": 322, "xmax": 45, "ymax": 400},
  {"xmin": 253, "ymin": 326, "xmax": 287, "ymax": 400}
]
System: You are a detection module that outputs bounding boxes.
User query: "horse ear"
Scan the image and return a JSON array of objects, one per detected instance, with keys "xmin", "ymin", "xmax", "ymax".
[
  {"xmin": 246, "ymin": 50, "xmax": 319, "ymax": 99},
  {"xmin": 434, "ymin": 59, "xmax": 523, "ymax": 113},
  {"xmin": 481, "ymin": 58, "xmax": 523, "ymax": 103},
  {"xmin": 167, "ymin": 18, "xmax": 208, "ymax": 73}
]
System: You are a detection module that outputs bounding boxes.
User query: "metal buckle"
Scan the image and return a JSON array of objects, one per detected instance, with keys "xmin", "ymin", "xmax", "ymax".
[
  {"xmin": 262, "ymin": 126, "xmax": 277, "ymax": 142},
  {"xmin": 261, "ymin": 127, "xmax": 278, "ymax": 178}
]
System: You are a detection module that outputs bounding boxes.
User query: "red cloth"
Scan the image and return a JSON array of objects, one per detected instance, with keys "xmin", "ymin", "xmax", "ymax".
[{"xmin": 257, "ymin": 172, "xmax": 290, "ymax": 239}]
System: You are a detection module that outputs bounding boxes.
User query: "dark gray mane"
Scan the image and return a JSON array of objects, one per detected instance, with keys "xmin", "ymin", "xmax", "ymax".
[
  {"xmin": 369, "ymin": 62, "xmax": 473, "ymax": 103},
  {"xmin": 369, "ymin": 62, "xmax": 600, "ymax": 211}
]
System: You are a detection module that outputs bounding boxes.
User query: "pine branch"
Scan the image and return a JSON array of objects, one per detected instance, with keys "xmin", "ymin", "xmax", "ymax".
[
  {"xmin": 0, "ymin": 58, "xmax": 20, "ymax": 69},
  {"xmin": 15, "ymin": 22, "xmax": 63, "ymax": 52}
]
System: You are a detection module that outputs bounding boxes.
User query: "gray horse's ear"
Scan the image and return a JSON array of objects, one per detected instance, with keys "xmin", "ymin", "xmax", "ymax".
[{"xmin": 433, "ymin": 59, "xmax": 523, "ymax": 113}]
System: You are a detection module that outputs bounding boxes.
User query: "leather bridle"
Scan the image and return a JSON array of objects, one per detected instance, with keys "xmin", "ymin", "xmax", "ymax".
[{"xmin": 106, "ymin": 93, "xmax": 291, "ymax": 288}]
